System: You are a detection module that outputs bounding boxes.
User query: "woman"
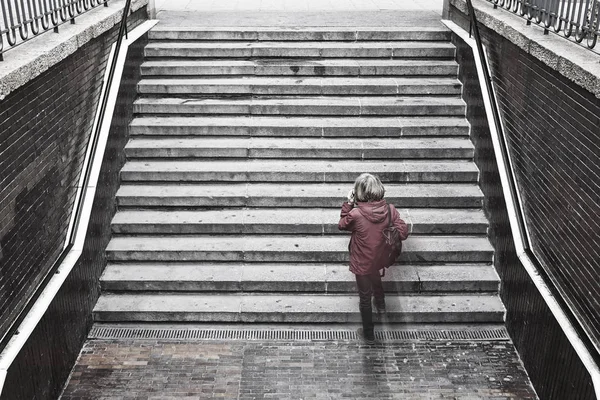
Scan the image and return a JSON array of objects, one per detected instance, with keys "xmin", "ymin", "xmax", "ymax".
[{"xmin": 338, "ymin": 173, "xmax": 409, "ymax": 344}]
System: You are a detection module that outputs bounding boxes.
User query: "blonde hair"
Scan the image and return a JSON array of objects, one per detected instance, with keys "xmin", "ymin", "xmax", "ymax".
[{"xmin": 354, "ymin": 173, "xmax": 385, "ymax": 202}]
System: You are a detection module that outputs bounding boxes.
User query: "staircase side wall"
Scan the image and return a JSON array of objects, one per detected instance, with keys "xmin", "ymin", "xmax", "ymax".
[
  {"xmin": 0, "ymin": 9, "xmax": 147, "ymax": 400},
  {"xmin": 450, "ymin": 16, "xmax": 598, "ymax": 400}
]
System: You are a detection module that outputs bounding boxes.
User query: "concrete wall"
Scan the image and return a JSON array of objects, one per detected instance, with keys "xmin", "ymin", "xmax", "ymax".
[
  {"xmin": 447, "ymin": 0, "xmax": 600, "ymax": 398},
  {"xmin": 0, "ymin": 3, "xmax": 147, "ymax": 398}
]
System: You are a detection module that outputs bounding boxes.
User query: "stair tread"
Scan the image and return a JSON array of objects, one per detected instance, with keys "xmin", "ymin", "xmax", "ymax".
[
  {"xmin": 121, "ymin": 159, "xmax": 478, "ymax": 172},
  {"xmin": 134, "ymin": 96, "xmax": 465, "ymax": 106},
  {"xmin": 125, "ymin": 137, "xmax": 474, "ymax": 150},
  {"xmin": 138, "ymin": 77, "xmax": 460, "ymax": 85},
  {"xmin": 144, "ymin": 41, "xmax": 455, "ymax": 60},
  {"xmin": 111, "ymin": 208, "xmax": 488, "ymax": 227},
  {"xmin": 141, "ymin": 59, "xmax": 458, "ymax": 67},
  {"xmin": 148, "ymin": 27, "xmax": 451, "ymax": 43},
  {"xmin": 137, "ymin": 77, "xmax": 462, "ymax": 94},
  {"xmin": 145, "ymin": 41, "xmax": 455, "ymax": 49},
  {"xmin": 130, "ymin": 115, "xmax": 468, "ymax": 128},
  {"xmin": 93, "ymin": 292, "xmax": 505, "ymax": 314},
  {"xmin": 111, "ymin": 208, "xmax": 487, "ymax": 234},
  {"xmin": 149, "ymin": 26, "xmax": 451, "ymax": 33},
  {"xmin": 128, "ymin": 116, "xmax": 470, "ymax": 137},
  {"xmin": 101, "ymin": 263, "xmax": 500, "ymax": 283},
  {"xmin": 133, "ymin": 96, "xmax": 466, "ymax": 116},
  {"xmin": 116, "ymin": 183, "xmax": 483, "ymax": 199},
  {"xmin": 119, "ymin": 160, "xmax": 479, "ymax": 183},
  {"xmin": 115, "ymin": 183, "xmax": 483, "ymax": 209},
  {"xmin": 106, "ymin": 235, "xmax": 493, "ymax": 253},
  {"xmin": 140, "ymin": 59, "xmax": 459, "ymax": 77}
]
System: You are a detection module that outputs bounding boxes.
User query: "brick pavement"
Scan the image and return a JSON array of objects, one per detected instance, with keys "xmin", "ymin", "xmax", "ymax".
[{"xmin": 60, "ymin": 337, "xmax": 537, "ymax": 399}]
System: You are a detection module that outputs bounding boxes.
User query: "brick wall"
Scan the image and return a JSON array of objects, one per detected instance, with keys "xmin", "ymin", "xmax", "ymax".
[
  {"xmin": 0, "ymin": 8, "xmax": 147, "ymax": 399},
  {"xmin": 478, "ymin": 18, "xmax": 600, "ymax": 352},
  {"xmin": 450, "ymin": 8, "xmax": 598, "ymax": 398}
]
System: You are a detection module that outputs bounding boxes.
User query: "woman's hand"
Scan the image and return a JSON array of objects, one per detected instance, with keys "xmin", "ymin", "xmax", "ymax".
[{"xmin": 347, "ymin": 189, "xmax": 355, "ymax": 204}]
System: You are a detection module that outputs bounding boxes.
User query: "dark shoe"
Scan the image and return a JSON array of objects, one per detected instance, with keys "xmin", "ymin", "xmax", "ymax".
[
  {"xmin": 359, "ymin": 307, "xmax": 375, "ymax": 341},
  {"xmin": 373, "ymin": 298, "xmax": 386, "ymax": 313},
  {"xmin": 357, "ymin": 328, "xmax": 376, "ymax": 345}
]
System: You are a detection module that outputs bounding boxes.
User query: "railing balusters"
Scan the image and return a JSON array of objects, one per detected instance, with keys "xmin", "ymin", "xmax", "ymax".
[
  {"xmin": 484, "ymin": 0, "xmax": 599, "ymax": 50},
  {"xmin": 15, "ymin": 0, "xmax": 27, "ymax": 40},
  {"xmin": 2, "ymin": 0, "xmax": 18, "ymax": 46},
  {"xmin": 574, "ymin": 0, "xmax": 590, "ymax": 42},
  {"xmin": 0, "ymin": 0, "xmax": 108, "ymax": 58},
  {"xmin": 66, "ymin": 0, "xmax": 76, "ymax": 22},
  {"xmin": 50, "ymin": 0, "xmax": 58, "ymax": 28},
  {"xmin": 587, "ymin": 0, "xmax": 599, "ymax": 47},
  {"xmin": 37, "ymin": 0, "xmax": 49, "ymax": 30},
  {"xmin": 29, "ymin": 0, "xmax": 41, "ymax": 35}
]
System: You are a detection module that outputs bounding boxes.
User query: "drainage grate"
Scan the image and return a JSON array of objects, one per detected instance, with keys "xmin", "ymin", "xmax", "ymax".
[{"xmin": 89, "ymin": 327, "xmax": 510, "ymax": 342}]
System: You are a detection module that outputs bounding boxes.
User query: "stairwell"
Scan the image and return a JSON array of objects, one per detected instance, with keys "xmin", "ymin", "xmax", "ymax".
[{"xmin": 93, "ymin": 26, "xmax": 505, "ymax": 324}]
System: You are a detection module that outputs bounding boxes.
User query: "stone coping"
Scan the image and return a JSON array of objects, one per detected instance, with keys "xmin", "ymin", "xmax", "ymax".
[
  {"xmin": 0, "ymin": 0, "xmax": 148, "ymax": 99},
  {"xmin": 449, "ymin": 0, "xmax": 600, "ymax": 99}
]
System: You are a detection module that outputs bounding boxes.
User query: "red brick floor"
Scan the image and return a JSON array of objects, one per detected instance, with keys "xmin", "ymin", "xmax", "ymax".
[{"xmin": 60, "ymin": 338, "xmax": 537, "ymax": 399}]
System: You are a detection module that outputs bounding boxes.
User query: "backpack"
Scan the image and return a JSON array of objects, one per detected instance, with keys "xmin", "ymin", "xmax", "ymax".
[{"xmin": 376, "ymin": 204, "xmax": 403, "ymax": 277}]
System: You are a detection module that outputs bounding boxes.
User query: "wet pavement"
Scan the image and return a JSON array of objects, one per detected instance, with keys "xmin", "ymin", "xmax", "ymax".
[{"xmin": 61, "ymin": 333, "xmax": 537, "ymax": 399}]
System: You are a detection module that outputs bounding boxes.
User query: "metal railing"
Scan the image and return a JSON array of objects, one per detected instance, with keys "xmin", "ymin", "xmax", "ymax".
[
  {"xmin": 0, "ymin": 0, "xmax": 131, "ymax": 369},
  {"xmin": 461, "ymin": 0, "xmax": 600, "ymax": 396},
  {"xmin": 0, "ymin": 0, "xmax": 109, "ymax": 60},
  {"xmin": 485, "ymin": 0, "xmax": 600, "ymax": 49},
  {"xmin": 0, "ymin": 2, "xmax": 155, "ymax": 394},
  {"xmin": 67, "ymin": 0, "xmax": 130, "ymax": 248}
]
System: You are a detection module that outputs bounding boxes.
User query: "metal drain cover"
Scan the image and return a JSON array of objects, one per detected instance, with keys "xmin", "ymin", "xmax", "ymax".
[{"xmin": 89, "ymin": 327, "xmax": 510, "ymax": 341}]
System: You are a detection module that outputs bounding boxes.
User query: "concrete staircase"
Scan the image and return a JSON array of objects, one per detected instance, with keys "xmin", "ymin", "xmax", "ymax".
[{"xmin": 93, "ymin": 27, "xmax": 504, "ymax": 324}]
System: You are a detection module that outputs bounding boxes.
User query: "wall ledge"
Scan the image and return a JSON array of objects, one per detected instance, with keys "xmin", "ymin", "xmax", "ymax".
[
  {"xmin": 0, "ymin": 0, "xmax": 148, "ymax": 99},
  {"xmin": 450, "ymin": 0, "xmax": 600, "ymax": 99}
]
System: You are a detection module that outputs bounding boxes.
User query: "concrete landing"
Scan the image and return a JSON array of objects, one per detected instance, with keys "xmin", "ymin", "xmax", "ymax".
[
  {"xmin": 154, "ymin": 0, "xmax": 444, "ymax": 14},
  {"xmin": 153, "ymin": 0, "xmax": 446, "ymax": 30},
  {"xmin": 156, "ymin": 11, "xmax": 445, "ymax": 29}
]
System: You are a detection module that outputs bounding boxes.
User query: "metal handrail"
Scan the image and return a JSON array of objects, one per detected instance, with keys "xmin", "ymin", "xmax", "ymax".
[
  {"xmin": 0, "ymin": 0, "xmax": 132, "ymax": 354},
  {"xmin": 67, "ymin": 0, "xmax": 131, "ymax": 247},
  {"xmin": 461, "ymin": 0, "xmax": 600, "ymax": 397},
  {"xmin": 485, "ymin": 0, "xmax": 600, "ymax": 51},
  {"xmin": 0, "ymin": 13, "xmax": 158, "ymax": 398},
  {"xmin": 0, "ymin": 1, "xmax": 146, "ymax": 395},
  {"xmin": 0, "ymin": 0, "xmax": 110, "ymax": 60}
]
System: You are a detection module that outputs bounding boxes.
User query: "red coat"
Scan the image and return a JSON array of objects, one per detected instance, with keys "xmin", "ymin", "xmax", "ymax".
[{"xmin": 338, "ymin": 199, "xmax": 409, "ymax": 275}]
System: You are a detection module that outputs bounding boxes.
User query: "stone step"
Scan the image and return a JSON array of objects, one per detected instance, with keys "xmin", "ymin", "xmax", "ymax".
[
  {"xmin": 119, "ymin": 160, "xmax": 479, "ymax": 183},
  {"xmin": 124, "ymin": 137, "xmax": 474, "ymax": 159},
  {"xmin": 133, "ymin": 97, "xmax": 465, "ymax": 116},
  {"xmin": 100, "ymin": 263, "xmax": 500, "ymax": 292},
  {"xmin": 148, "ymin": 27, "xmax": 451, "ymax": 42},
  {"xmin": 140, "ymin": 59, "xmax": 459, "ymax": 77},
  {"xmin": 144, "ymin": 41, "xmax": 456, "ymax": 59},
  {"xmin": 111, "ymin": 208, "xmax": 488, "ymax": 235},
  {"xmin": 105, "ymin": 235, "xmax": 494, "ymax": 263},
  {"xmin": 93, "ymin": 293, "xmax": 505, "ymax": 323},
  {"xmin": 116, "ymin": 183, "xmax": 484, "ymax": 209},
  {"xmin": 129, "ymin": 116, "xmax": 470, "ymax": 137},
  {"xmin": 137, "ymin": 77, "xmax": 462, "ymax": 96}
]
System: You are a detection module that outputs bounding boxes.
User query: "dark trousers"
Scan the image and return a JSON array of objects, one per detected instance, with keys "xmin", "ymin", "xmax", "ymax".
[{"xmin": 355, "ymin": 270, "xmax": 385, "ymax": 339}]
